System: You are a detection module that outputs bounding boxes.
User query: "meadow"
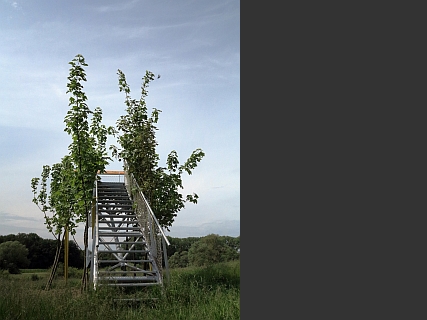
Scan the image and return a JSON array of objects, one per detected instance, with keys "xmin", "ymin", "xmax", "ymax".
[{"xmin": 0, "ymin": 260, "xmax": 240, "ymax": 320}]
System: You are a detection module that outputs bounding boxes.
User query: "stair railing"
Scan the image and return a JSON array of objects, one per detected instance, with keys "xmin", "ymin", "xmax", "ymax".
[{"xmin": 123, "ymin": 162, "xmax": 170, "ymax": 285}]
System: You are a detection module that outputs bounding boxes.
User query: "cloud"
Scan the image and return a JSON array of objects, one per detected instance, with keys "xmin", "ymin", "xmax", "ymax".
[
  {"xmin": 94, "ymin": 0, "xmax": 140, "ymax": 13},
  {"xmin": 0, "ymin": 211, "xmax": 38, "ymax": 222},
  {"xmin": 4, "ymin": 0, "xmax": 20, "ymax": 9}
]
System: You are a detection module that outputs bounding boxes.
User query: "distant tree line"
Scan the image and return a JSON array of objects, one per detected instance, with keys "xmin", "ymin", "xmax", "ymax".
[
  {"xmin": 0, "ymin": 233, "xmax": 83, "ymax": 273},
  {"xmin": 166, "ymin": 234, "xmax": 240, "ymax": 268},
  {"xmin": 0, "ymin": 232, "xmax": 240, "ymax": 273}
]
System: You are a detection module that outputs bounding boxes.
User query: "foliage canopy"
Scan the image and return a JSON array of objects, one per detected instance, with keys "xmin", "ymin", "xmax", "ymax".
[{"xmin": 112, "ymin": 69, "xmax": 205, "ymax": 230}]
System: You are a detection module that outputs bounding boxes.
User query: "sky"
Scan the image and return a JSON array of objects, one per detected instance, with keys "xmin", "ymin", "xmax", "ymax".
[{"xmin": 0, "ymin": 0, "xmax": 240, "ymax": 247}]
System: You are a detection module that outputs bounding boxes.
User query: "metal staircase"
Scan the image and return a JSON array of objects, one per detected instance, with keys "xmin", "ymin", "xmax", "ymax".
[{"xmin": 89, "ymin": 170, "xmax": 169, "ymax": 290}]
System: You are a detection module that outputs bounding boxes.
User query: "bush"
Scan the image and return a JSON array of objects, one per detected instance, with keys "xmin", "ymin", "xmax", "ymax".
[
  {"xmin": 54, "ymin": 262, "xmax": 82, "ymax": 278},
  {"xmin": 30, "ymin": 274, "xmax": 39, "ymax": 281},
  {"xmin": 0, "ymin": 241, "xmax": 30, "ymax": 273},
  {"xmin": 169, "ymin": 251, "xmax": 189, "ymax": 268},
  {"xmin": 7, "ymin": 263, "xmax": 21, "ymax": 274},
  {"xmin": 188, "ymin": 234, "xmax": 240, "ymax": 267}
]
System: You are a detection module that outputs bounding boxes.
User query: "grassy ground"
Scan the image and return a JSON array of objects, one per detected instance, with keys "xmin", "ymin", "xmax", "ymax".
[{"xmin": 0, "ymin": 260, "xmax": 240, "ymax": 320}]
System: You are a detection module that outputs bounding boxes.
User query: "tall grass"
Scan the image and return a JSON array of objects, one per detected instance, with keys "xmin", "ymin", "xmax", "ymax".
[{"xmin": 0, "ymin": 260, "xmax": 240, "ymax": 320}]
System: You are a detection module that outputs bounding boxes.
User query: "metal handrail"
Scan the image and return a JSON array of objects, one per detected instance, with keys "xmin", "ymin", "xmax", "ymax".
[
  {"xmin": 123, "ymin": 163, "xmax": 170, "ymax": 286},
  {"xmin": 122, "ymin": 160, "xmax": 170, "ymax": 246},
  {"xmin": 127, "ymin": 173, "xmax": 170, "ymax": 246}
]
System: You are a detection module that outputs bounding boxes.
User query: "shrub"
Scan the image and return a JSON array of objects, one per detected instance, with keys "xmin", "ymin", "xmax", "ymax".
[
  {"xmin": 0, "ymin": 241, "xmax": 30, "ymax": 273},
  {"xmin": 31, "ymin": 274, "xmax": 39, "ymax": 281},
  {"xmin": 188, "ymin": 234, "xmax": 240, "ymax": 267}
]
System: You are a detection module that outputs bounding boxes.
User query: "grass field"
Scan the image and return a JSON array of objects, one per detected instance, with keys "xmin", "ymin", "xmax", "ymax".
[{"xmin": 0, "ymin": 260, "xmax": 240, "ymax": 320}]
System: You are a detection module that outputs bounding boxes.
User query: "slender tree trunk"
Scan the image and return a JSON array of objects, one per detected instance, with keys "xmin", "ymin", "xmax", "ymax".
[
  {"xmin": 81, "ymin": 211, "xmax": 89, "ymax": 292},
  {"xmin": 74, "ymin": 112, "xmax": 90, "ymax": 293},
  {"xmin": 45, "ymin": 231, "xmax": 64, "ymax": 291}
]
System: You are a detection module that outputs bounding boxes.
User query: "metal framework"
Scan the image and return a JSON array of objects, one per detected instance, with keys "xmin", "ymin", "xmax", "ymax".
[{"xmin": 89, "ymin": 169, "xmax": 169, "ymax": 289}]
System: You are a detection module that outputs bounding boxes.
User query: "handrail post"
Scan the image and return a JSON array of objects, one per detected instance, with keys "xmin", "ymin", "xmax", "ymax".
[{"xmin": 162, "ymin": 237, "xmax": 170, "ymax": 285}]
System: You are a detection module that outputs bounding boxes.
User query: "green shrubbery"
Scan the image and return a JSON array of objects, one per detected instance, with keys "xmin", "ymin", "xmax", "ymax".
[
  {"xmin": 168, "ymin": 234, "xmax": 240, "ymax": 269},
  {"xmin": 0, "ymin": 241, "xmax": 30, "ymax": 274},
  {"xmin": 54, "ymin": 262, "xmax": 83, "ymax": 279}
]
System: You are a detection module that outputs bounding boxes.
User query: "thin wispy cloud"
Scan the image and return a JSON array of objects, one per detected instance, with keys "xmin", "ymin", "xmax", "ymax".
[
  {"xmin": 3, "ymin": 0, "xmax": 20, "ymax": 9},
  {"xmin": 94, "ymin": 0, "xmax": 140, "ymax": 13},
  {"xmin": 0, "ymin": 212, "xmax": 38, "ymax": 222}
]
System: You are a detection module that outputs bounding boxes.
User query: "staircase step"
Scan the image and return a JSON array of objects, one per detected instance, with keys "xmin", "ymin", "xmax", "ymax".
[
  {"xmin": 98, "ymin": 259, "xmax": 152, "ymax": 263},
  {"xmin": 98, "ymin": 204, "xmax": 132, "ymax": 207},
  {"xmin": 98, "ymin": 232, "xmax": 143, "ymax": 237},
  {"xmin": 99, "ymin": 217, "xmax": 137, "ymax": 220},
  {"xmin": 98, "ymin": 209, "xmax": 135, "ymax": 214},
  {"xmin": 98, "ymin": 211, "xmax": 134, "ymax": 215},
  {"xmin": 98, "ymin": 187, "xmax": 126, "ymax": 189},
  {"xmin": 98, "ymin": 213, "xmax": 135, "ymax": 216},
  {"xmin": 98, "ymin": 276, "xmax": 157, "ymax": 282},
  {"xmin": 99, "ymin": 270, "xmax": 156, "ymax": 274},
  {"xmin": 97, "ymin": 195, "xmax": 129, "ymax": 199},
  {"xmin": 98, "ymin": 221, "xmax": 137, "ymax": 224},
  {"xmin": 98, "ymin": 185, "xmax": 126, "ymax": 188},
  {"xmin": 98, "ymin": 183, "xmax": 125, "ymax": 187},
  {"xmin": 98, "ymin": 207, "xmax": 133, "ymax": 211},
  {"xmin": 100, "ymin": 282, "xmax": 159, "ymax": 287},
  {"xmin": 99, "ymin": 226, "xmax": 140, "ymax": 230},
  {"xmin": 98, "ymin": 191, "xmax": 128, "ymax": 194},
  {"xmin": 98, "ymin": 203, "xmax": 132, "ymax": 206},
  {"xmin": 99, "ymin": 241, "xmax": 143, "ymax": 245},
  {"xmin": 98, "ymin": 217, "xmax": 137, "ymax": 221},
  {"xmin": 98, "ymin": 249, "xmax": 148, "ymax": 253},
  {"xmin": 98, "ymin": 209, "xmax": 134, "ymax": 213},
  {"xmin": 98, "ymin": 196, "xmax": 130, "ymax": 200}
]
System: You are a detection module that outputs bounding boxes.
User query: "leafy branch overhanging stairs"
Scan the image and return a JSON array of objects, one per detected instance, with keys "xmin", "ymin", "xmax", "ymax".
[{"xmin": 88, "ymin": 168, "xmax": 170, "ymax": 290}]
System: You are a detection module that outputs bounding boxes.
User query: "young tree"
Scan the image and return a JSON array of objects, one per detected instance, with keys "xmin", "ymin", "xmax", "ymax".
[
  {"xmin": 31, "ymin": 161, "xmax": 71, "ymax": 289},
  {"xmin": 112, "ymin": 70, "xmax": 205, "ymax": 230},
  {"xmin": 64, "ymin": 54, "xmax": 115, "ymax": 291},
  {"xmin": 31, "ymin": 54, "xmax": 114, "ymax": 291}
]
